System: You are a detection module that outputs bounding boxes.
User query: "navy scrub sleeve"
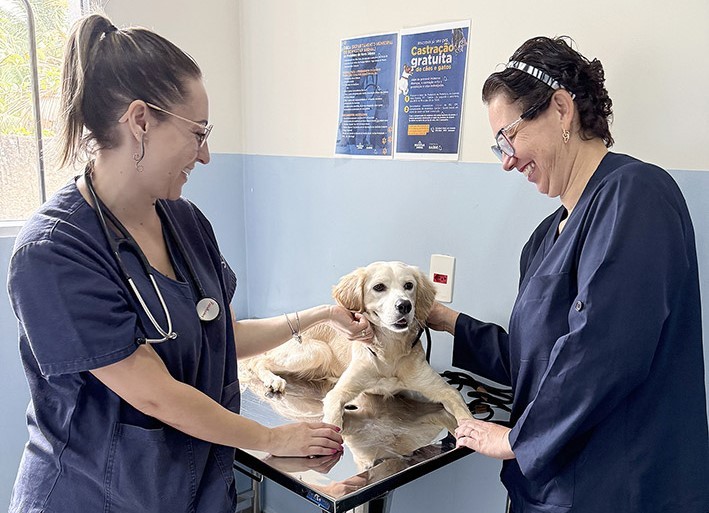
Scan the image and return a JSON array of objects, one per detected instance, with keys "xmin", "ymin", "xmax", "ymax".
[
  {"xmin": 10, "ymin": 215, "xmax": 141, "ymax": 375},
  {"xmin": 452, "ymin": 214, "xmax": 553, "ymax": 387},
  {"xmin": 453, "ymin": 153, "xmax": 709, "ymax": 513}
]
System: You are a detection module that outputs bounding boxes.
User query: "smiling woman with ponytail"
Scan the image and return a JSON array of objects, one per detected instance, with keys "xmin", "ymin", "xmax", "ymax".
[{"xmin": 7, "ymin": 13, "xmax": 367, "ymax": 513}]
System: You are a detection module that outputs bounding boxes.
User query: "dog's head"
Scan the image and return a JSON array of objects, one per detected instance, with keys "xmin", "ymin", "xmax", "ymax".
[{"xmin": 332, "ymin": 261, "xmax": 436, "ymax": 333}]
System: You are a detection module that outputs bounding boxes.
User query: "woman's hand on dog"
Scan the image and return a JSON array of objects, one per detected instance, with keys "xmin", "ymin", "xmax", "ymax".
[
  {"xmin": 328, "ymin": 306, "xmax": 374, "ymax": 343},
  {"xmin": 267, "ymin": 422, "xmax": 344, "ymax": 457},
  {"xmin": 426, "ymin": 302, "xmax": 460, "ymax": 335}
]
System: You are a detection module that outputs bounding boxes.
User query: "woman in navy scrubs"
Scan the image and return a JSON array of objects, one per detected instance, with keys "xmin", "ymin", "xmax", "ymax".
[
  {"xmin": 429, "ymin": 36, "xmax": 709, "ymax": 512},
  {"xmin": 7, "ymin": 14, "xmax": 373, "ymax": 513}
]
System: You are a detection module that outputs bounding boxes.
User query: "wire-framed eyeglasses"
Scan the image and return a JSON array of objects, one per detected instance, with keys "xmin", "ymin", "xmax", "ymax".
[
  {"xmin": 490, "ymin": 99, "xmax": 548, "ymax": 161},
  {"xmin": 146, "ymin": 102, "xmax": 213, "ymax": 148},
  {"xmin": 492, "ymin": 60, "xmax": 576, "ymax": 162}
]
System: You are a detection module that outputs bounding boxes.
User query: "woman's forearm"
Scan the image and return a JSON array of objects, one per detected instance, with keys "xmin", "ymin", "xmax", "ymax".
[
  {"xmin": 147, "ymin": 378, "xmax": 274, "ymax": 450},
  {"xmin": 92, "ymin": 344, "xmax": 274, "ymax": 451},
  {"xmin": 91, "ymin": 345, "xmax": 342, "ymax": 457},
  {"xmin": 233, "ymin": 304, "xmax": 335, "ymax": 358}
]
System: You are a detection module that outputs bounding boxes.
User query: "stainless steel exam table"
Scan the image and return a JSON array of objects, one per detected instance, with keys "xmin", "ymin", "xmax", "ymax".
[{"xmin": 233, "ymin": 379, "xmax": 476, "ymax": 513}]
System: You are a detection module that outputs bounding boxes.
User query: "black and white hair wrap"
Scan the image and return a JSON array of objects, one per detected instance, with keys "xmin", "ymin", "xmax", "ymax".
[
  {"xmin": 506, "ymin": 60, "xmax": 562, "ymax": 90},
  {"xmin": 506, "ymin": 60, "xmax": 576, "ymax": 99}
]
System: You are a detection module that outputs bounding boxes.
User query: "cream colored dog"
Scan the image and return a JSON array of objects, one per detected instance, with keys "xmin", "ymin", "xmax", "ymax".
[{"xmin": 241, "ymin": 261, "xmax": 473, "ymax": 430}]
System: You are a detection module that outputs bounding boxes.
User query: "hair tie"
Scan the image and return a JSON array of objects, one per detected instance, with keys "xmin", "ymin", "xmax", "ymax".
[
  {"xmin": 100, "ymin": 24, "xmax": 118, "ymax": 40},
  {"xmin": 106, "ymin": 24, "xmax": 118, "ymax": 33}
]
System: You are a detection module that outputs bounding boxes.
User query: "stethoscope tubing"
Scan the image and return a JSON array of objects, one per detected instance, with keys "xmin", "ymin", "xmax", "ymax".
[
  {"xmin": 128, "ymin": 274, "xmax": 177, "ymax": 342},
  {"xmin": 84, "ymin": 169, "xmax": 217, "ymax": 343},
  {"xmin": 156, "ymin": 202, "xmax": 211, "ymax": 302}
]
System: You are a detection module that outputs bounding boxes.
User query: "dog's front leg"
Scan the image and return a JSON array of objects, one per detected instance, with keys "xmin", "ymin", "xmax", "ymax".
[
  {"xmin": 321, "ymin": 367, "xmax": 372, "ymax": 430},
  {"xmin": 403, "ymin": 365, "xmax": 474, "ymax": 424},
  {"xmin": 248, "ymin": 358, "xmax": 287, "ymax": 395}
]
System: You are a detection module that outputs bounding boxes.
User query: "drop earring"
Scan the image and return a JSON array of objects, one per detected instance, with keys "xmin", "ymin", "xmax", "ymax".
[
  {"xmin": 562, "ymin": 128, "xmax": 570, "ymax": 144},
  {"xmin": 133, "ymin": 132, "xmax": 145, "ymax": 172}
]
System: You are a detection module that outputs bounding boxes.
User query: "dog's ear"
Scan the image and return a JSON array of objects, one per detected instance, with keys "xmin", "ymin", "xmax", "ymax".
[
  {"xmin": 414, "ymin": 267, "xmax": 437, "ymax": 323},
  {"xmin": 332, "ymin": 268, "xmax": 365, "ymax": 312}
]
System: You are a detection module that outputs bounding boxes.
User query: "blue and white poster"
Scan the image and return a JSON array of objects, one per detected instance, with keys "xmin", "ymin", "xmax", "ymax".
[
  {"xmin": 395, "ymin": 21, "xmax": 470, "ymax": 160},
  {"xmin": 336, "ymin": 33, "xmax": 397, "ymax": 158}
]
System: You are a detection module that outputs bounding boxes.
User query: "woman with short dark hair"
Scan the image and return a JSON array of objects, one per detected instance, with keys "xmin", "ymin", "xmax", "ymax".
[{"xmin": 429, "ymin": 36, "xmax": 709, "ymax": 513}]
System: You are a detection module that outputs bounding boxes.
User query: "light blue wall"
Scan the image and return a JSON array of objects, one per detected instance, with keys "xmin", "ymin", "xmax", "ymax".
[
  {"xmin": 184, "ymin": 154, "xmax": 248, "ymax": 316},
  {"xmin": 0, "ymin": 236, "xmax": 27, "ymax": 511},
  {"xmin": 241, "ymin": 155, "xmax": 554, "ymax": 322},
  {"xmin": 237, "ymin": 154, "xmax": 709, "ymax": 513},
  {"xmin": 1, "ymin": 153, "xmax": 707, "ymax": 511}
]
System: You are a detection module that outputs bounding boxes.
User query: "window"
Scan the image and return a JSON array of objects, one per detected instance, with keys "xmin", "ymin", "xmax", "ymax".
[{"xmin": 1, "ymin": 0, "xmax": 84, "ymax": 226}]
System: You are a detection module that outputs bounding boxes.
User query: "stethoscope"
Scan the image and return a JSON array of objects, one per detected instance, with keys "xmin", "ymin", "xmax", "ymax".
[{"xmin": 85, "ymin": 168, "xmax": 220, "ymax": 344}]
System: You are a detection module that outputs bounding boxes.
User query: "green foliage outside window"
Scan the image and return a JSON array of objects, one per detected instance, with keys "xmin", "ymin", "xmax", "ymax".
[
  {"xmin": 1, "ymin": 0, "xmax": 69, "ymax": 136},
  {"xmin": 1, "ymin": 0, "xmax": 73, "ymax": 221}
]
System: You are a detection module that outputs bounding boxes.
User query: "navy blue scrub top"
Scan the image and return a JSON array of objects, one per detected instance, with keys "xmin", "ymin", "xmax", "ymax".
[
  {"xmin": 452, "ymin": 153, "xmax": 709, "ymax": 513},
  {"xmin": 8, "ymin": 181, "xmax": 239, "ymax": 513}
]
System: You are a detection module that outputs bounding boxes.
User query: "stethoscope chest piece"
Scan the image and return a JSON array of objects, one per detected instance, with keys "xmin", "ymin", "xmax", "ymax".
[
  {"xmin": 85, "ymin": 167, "xmax": 221, "ymax": 343},
  {"xmin": 197, "ymin": 297, "xmax": 220, "ymax": 321}
]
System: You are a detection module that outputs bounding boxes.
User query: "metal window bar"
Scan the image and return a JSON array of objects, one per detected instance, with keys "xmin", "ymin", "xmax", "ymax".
[
  {"xmin": 18, "ymin": 0, "xmax": 46, "ymax": 204},
  {"xmin": 15, "ymin": 0, "xmax": 90, "ymax": 207},
  {"xmin": 14, "ymin": 0, "xmax": 91, "ymax": 208}
]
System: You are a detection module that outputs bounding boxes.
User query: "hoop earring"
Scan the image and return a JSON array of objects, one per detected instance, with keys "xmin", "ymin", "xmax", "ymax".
[
  {"xmin": 133, "ymin": 133, "xmax": 145, "ymax": 172},
  {"xmin": 562, "ymin": 128, "xmax": 570, "ymax": 144}
]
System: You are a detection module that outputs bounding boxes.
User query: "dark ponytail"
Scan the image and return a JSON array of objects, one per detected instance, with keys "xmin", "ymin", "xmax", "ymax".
[{"xmin": 58, "ymin": 14, "xmax": 202, "ymax": 167}]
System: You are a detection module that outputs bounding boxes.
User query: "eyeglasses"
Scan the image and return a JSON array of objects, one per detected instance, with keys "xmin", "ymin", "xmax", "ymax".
[
  {"xmin": 490, "ymin": 98, "xmax": 549, "ymax": 162},
  {"xmin": 146, "ymin": 102, "xmax": 213, "ymax": 148},
  {"xmin": 491, "ymin": 117, "xmax": 524, "ymax": 161},
  {"xmin": 492, "ymin": 61, "xmax": 577, "ymax": 162}
]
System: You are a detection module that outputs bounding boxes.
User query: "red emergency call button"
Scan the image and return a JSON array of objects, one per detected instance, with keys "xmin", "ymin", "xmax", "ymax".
[{"xmin": 433, "ymin": 273, "xmax": 448, "ymax": 284}]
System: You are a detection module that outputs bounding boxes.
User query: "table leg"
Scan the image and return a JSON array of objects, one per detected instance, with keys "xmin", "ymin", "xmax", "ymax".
[
  {"xmin": 233, "ymin": 463, "xmax": 263, "ymax": 513},
  {"xmin": 252, "ymin": 479, "xmax": 262, "ymax": 513},
  {"xmin": 349, "ymin": 492, "xmax": 391, "ymax": 513}
]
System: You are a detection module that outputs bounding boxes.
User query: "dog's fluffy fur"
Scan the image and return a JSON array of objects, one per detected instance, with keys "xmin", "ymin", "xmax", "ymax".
[{"xmin": 240, "ymin": 261, "xmax": 473, "ymax": 433}]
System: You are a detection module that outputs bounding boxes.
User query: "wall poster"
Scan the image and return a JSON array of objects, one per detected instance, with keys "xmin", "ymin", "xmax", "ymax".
[
  {"xmin": 394, "ymin": 21, "xmax": 471, "ymax": 160},
  {"xmin": 335, "ymin": 33, "xmax": 398, "ymax": 158}
]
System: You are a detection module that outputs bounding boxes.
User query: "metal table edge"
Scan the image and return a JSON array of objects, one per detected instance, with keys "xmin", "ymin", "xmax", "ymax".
[{"xmin": 234, "ymin": 445, "xmax": 475, "ymax": 512}]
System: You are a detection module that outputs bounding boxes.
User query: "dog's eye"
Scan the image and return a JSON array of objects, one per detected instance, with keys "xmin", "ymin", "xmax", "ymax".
[
  {"xmin": 404, "ymin": 281, "xmax": 414, "ymax": 291},
  {"xmin": 373, "ymin": 283, "xmax": 386, "ymax": 292}
]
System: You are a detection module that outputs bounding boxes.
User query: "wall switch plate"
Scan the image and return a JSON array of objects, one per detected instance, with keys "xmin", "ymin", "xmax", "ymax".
[{"xmin": 429, "ymin": 254, "xmax": 455, "ymax": 303}]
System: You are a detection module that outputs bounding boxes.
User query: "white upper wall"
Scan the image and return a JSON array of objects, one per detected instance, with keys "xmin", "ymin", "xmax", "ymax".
[
  {"xmin": 102, "ymin": 0, "xmax": 243, "ymax": 156},
  {"xmin": 103, "ymin": 0, "xmax": 709, "ymax": 171}
]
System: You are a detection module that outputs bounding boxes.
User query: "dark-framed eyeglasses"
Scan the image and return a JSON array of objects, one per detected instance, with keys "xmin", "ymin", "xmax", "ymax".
[{"xmin": 146, "ymin": 102, "xmax": 213, "ymax": 148}]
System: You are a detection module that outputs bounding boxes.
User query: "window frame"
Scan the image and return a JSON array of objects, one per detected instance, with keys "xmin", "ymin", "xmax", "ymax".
[{"xmin": 1, "ymin": 0, "xmax": 88, "ymax": 236}]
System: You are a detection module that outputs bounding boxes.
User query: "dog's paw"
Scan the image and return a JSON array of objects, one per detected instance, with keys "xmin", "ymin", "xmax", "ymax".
[
  {"xmin": 322, "ymin": 413, "xmax": 344, "ymax": 430},
  {"xmin": 264, "ymin": 375, "xmax": 287, "ymax": 395}
]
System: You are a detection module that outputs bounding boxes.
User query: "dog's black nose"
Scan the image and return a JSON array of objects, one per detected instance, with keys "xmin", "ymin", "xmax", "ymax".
[{"xmin": 395, "ymin": 299, "xmax": 412, "ymax": 314}]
